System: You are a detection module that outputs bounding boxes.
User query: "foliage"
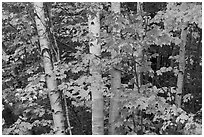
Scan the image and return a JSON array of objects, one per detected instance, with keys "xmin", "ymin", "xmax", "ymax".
[{"xmin": 2, "ymin": 2, "xmax": 202, "ymax": 135}]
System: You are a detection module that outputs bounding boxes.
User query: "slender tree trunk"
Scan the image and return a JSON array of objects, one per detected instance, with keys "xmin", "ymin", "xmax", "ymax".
[
  {"xmin": 88, "ymin": 5, "xmax": 104, "ymax": 135},
  {"xmin": 108, "ymin": 2, "xmax": 121, "ymax": 135},
  {"xmin": 2, "ymin": 42, "xmax": 8, "ymax": 61},
  {"xmin": 109, "ymin": 69, "xmax": 121, "ymax": 134},
  {"xmin": 44, "ymin": 3, "xmax": 72, "ymax": 134},
  {"xmin": 44, "ymin": 3, "xmax": 60, "ymax": 62},
  {"xmin": 136, "ymin": 2, "xmax": 143, "ymax": 87},
  {"xmin": 33, "ymin": 2, "xmax": 65, "ymax": 135},
  {"xmin": 135, "ymin": 3, "xmax": 144, "ymax": 134},
  {"xmin": 175, "ymin": 22, "xmax": 188, "ymax": 108},
  {"xmin": 62, "ymin": 92, "xmax": 72, "ymax": 135},
  {"xmin": 170, "ymin": 45, "xmax": 176, "ymax": 68},
  {"xmin": 195, "ymin": 30, "xmax": 202, "ymax": 70}
]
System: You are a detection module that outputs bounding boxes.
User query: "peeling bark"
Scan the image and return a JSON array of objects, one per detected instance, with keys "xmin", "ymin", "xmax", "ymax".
[
  {"xmin": 175, "ymin": 22, "xmax": 188, "ymax": 108},
  {"xmin": 136, "ymin": 2, "xmax": 143, "ymax": 87},
  {"xmin": 88, "ymin": 5, "xmax": 104, "ymax": 135},
  {"xmin": 108, "ymin": 3, "xmax": 121, "ymax": 135},
  {"xmin": 33, "ymin": 2, "xmax": 65, "ymax": 134}
]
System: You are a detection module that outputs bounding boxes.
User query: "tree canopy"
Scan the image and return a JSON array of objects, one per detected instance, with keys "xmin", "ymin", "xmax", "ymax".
[{"xmin": 2, "ymin": 2, "xmax": 202, "ymax": 135}]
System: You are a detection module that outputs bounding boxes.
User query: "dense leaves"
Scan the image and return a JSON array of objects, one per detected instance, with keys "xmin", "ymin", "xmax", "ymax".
[{"xmin": 2, "ymin": 2, "xmax": 202, "ymax": 135}]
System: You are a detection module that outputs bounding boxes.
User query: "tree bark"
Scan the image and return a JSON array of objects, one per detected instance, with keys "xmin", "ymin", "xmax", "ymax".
[
  {"xmin": 170, "ymin": 45, "xmax": 176, "ymax": 68},
  {"xmin": 136, "ymin": 2, "xmax": 143, "ymax": 87},
  {"xmin": 109, "ymin": 68, "xmax": 121, "ymax": 134},
  {"xmin": 33, "ymin": 2, "xmax": 66, "ymax": 135},
  {"xmin": 88, "ymin": 5, "xmax": 104, "ymax": 135},
  {"xmin": 44, "ymin": 3, "xmax": 72, "ymax": 134},
  {"xmin": 175, "ymin": 22, "xmax": 188, "ymax": 108},
  {"xmin": 44, "ymin": 2, "xmax": 60, "ymax": 62},
  {"xmin": 108, "ymin": 2, "xmax": 121, "ymax": 135},
  {"xmin": 2, "ymin": 42, "xmax": 8, "ymax": 61}
]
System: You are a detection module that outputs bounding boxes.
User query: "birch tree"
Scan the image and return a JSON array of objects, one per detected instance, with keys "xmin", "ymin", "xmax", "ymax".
[
  {"xmin": 33, "ymin": 2, "xmax": 66, "ymax": 134},
  {"xmin": 88, "ymin": 3, "xmax": 104, "ymax": 135},
  {"xmin": 108, "ymin": 2, "xmax": 121, "ymax": 135},
  {"xmin": 175, "ymin": 22, "xmax": 188, "ymax": 108},
  {"xmin": 135, "ymin": 2, "xmax": 143, "ymax": 88}
]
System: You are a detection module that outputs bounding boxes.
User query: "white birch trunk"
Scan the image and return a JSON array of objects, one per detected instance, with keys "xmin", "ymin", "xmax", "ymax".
[
  {"xmin": 88, "ymin": 5, "xmax": 104, "ymax": 135},
  {"xmin": 108, "ymin": 2, "xmax": 121, "ymax": 135},
  {"xmin": 175, "ymin": 23, "xmax": 188, "ymax": 108},
  {"xmin": 33, "ymin": 2, "xmax": 65, "ymax": 134},
  {"xmin": 136, "ymin": 2, "xmax": 143, "ymax": 87}
]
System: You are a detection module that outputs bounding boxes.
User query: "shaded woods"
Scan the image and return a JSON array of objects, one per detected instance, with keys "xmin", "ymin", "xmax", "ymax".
[{"xmin": 2, "ymin": 2, "xmax": 202, "ymax": 135}]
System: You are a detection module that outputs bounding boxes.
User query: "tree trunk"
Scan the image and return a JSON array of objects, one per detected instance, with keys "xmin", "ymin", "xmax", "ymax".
[
  {"xmin": 2, "ymin": 42, "xmax": 8, "ymax": 61},
  {"xmin": 33, "ymin": 2, "xmax": 66, "ymax": 135},
  {"xmin": 44, "ymin": 3, "xmax": 72, "ymax": 134},
  {"xmin": 88, "ymin": 5, "xmax": 104, "ymax": 135},
  {"xmin": 157, "ymin": 54, "xmax": 161, "ymax": 70},
  {"xmin": 44, "ymin": 2, "xmax": 60, "ymax": 62},
  {"xmin": 175, "ymin": 22, "xmax": 188, "ymax": 108},
  {"xmin": 170, "ymin": 45, "xmax": 176, "ymax": 68},
  {"xmin": 108, "ymin": 2, "xmax": 121, "ymax": 135},
  {"xmin": 135, "ymin": 3, "xmax": 144, "ymax": 134},
  {"xmin": 136, "ymin": 2, "xmax": 143, "ymax": 87},
  {"xmin": 109, "ymin": 68, "xmax": 121, "ymax": 134}
]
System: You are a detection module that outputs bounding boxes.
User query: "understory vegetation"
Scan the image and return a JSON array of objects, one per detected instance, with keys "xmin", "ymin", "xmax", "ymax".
[{"xmin": 2, "ymin": 2, "xmax": 202, "ymax": 135}]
